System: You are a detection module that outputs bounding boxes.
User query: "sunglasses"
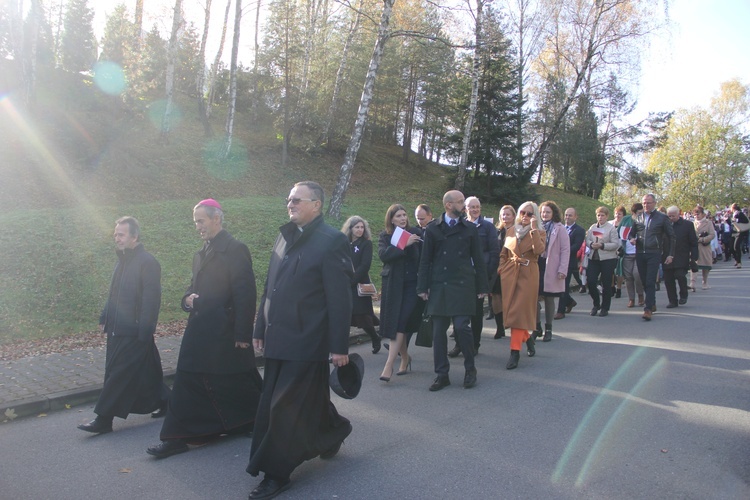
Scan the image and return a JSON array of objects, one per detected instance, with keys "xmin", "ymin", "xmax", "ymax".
[
  {"xmin": 519, "ymin": 210, "xmax": 532, "ymax": 216},
  {"xmin": 286, "ymin": 197, "xmax": 316, "ymax": 205}
]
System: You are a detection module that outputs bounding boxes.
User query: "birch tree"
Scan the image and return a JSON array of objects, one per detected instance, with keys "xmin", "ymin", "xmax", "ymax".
[
  {"xmin": 220, "ymin": 0, "xmax": 242, "ymax": 158},
  {"xmin": 327, "ymin": 0, "xmax": 396, "ymax": 219},
  {"xmin": 206, "ymin": 0, "xmax": 231, "ymax": 116},
  {"xmin": 159, "ymin": 0, "xmax": 182, "ymax": 144},
  {"xmin": 197, "ymin": 0, "xmax": 213, "ymax": 136}
]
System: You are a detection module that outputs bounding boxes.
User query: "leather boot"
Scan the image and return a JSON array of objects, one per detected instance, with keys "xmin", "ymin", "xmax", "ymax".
[
  {"xmin": 531, "ymin": 322, "xmax": 542, "ymax": 339},
  {"xmin": 506, "ymin": 350, "xmax": 520, "ymax": 370},
  {"xmin": 365, "ymin": 326, "xmax": 381, "ymax": 354},
  {"xmin": 526, "ymin": 335, "xmax": 536, "ymax": 357},
  {"xmin": 543, "ymin": 324, "xmax": 552, "ymax": 342},
  {"xmin": 493, "ymin": 313, "xmax": 505, "ymax": 339}
]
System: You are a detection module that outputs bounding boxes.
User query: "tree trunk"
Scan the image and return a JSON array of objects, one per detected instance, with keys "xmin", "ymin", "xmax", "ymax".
[
  {"xmin": 160, "ymin": 0, "xmax": 183, "ymax": 144},
  {"xmin": 327, "ymin": 0, "xmax": 396, "ymax": 220},
  {"xmin": 220, "ymin": 0, "xmax": 242, "ymax": 158},
  {"xmin": 206, "ymin": 0, "xmax": 231, "ymax": 118},
  {"xmin": 251, "ymin": 0, "xmax": 262, "ymax": 114},
  {"xmin": 455, "ymin": 0, "xmax": 484, "ymax": 192},
  {"xmin": 320, "ymin": 4, "xmax": 361, "ymax": 149},
  {"xmin": 134, "ymin": 0, "xmax": 144, "ymax": 50},
  {"xmin": 197, "ymin": 0, "xmax": 214, "ymax": 137}
]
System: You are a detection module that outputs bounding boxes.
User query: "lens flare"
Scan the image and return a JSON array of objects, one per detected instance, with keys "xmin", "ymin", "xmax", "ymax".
[{"xmin": 93, "ymin": 61, "xmax": 127, "ymax": 95}]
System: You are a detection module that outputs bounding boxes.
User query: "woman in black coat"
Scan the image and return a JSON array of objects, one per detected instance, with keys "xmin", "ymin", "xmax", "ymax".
[
  {"xmin": 378, "ymin": 204, "xmax": 423, "ymax": 382},
  {"xmin": 341, "ymin": 216, "xmax": 381, "ymax": 354}
]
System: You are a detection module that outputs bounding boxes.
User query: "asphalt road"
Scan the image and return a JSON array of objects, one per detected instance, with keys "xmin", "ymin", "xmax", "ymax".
[{"xmin": 1, "ymin": 264, "xmax": 748, "ymax": 499}]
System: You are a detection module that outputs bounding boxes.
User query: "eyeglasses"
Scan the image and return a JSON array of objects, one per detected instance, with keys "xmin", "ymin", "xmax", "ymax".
[
  {"xmin": 519, "ymin": 210, "xmax": 531, "ymax": 216},
  {"xmin": 286, "ymin": 197, "xmax": 316, "ymax": 205}
]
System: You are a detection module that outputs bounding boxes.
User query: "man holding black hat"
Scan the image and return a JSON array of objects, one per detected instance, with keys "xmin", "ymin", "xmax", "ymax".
[
  {"xmin": 247, "ymin": 181, "xmax": 354, "ymax": 499},
  {"xmin": 147, "ymin": 199, "xmax": 263, "ymax": 458}
]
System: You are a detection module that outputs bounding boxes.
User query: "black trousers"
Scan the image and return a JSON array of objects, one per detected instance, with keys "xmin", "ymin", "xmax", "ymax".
[
  {"xmin": 664, "ymin": 267, "xmax": 688, "ymax": 304},
  {"xmin": 432, "ymin": 315, "xmax": 473, "ymax": 376},
  {"xmin": 469, "ymin": 297, "xmax": 484, "ymax": 349},
  {"xmin": 587, "ymin": 258, "xmax": 617, "ymax": 312},
  {"xmin": 557, "ymin": 270, "xmax": 575, "ymax": 314}
]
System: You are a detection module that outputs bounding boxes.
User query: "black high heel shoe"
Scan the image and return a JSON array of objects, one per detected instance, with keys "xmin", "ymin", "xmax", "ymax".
[
  {"xmin": 379, "ymin": 367, "xmax": 393, "ymax": 382},
  {"xmin": 396, "ymin": 356, "xmax": 412, "ymax": 376}
]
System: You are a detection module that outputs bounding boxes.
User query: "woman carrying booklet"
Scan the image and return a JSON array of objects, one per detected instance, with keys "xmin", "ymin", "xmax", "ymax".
[{"xmin": 377, "ymin": 204, "xmax": 423, "ymax": 382}]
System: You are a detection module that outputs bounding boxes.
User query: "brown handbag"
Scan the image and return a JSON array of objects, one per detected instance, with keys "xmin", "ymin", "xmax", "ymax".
[{"xmin": 357, "ymin": 283, "xmax": 378, "ymax": 297}]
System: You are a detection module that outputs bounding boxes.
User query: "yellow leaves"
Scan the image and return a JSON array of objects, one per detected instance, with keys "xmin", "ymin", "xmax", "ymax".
[
  {"xmin": 65, "ymin": 404, "xmax": 72, "ymax": 409},
  {"xmin": 119, "ymin": 468, "xmax": 132, "ymax": 474},
  {"xmin": 37, "ymin": 413, "xmax": 47, "ymax": 417},
  {"xmin": 4, "ymin": 408, "xmax": 17, "ymax": 420}
]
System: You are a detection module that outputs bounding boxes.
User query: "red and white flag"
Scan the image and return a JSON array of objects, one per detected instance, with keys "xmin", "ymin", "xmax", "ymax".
[{"xmin": 390, "ymin": 226, "xmax": 410, "ymax": 250}]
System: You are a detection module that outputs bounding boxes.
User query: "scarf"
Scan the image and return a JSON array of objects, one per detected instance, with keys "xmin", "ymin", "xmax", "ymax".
[
  {"xmin": 542, "ymin": 220, "xmax": 554, "ymax": 248},
  {"xmin": 514, "ymin": 223, "xmax": 531, "ymax": 240}
]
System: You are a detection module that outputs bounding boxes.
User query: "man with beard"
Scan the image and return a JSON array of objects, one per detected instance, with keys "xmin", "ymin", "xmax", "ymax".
[
  {"xmin": 247, "ymin": 181, "xmax": 353, "ymax": 499},
  {"xmin": 418, "ymin": 190, "xmax": 489, "ymax": 391},
  {"xmin": 147, "ymin": 199, "xmax": 263, "ymax": 458},
  {"xmin": 78, "ymin": 216, "xmax": 167, "ymax": 434}
]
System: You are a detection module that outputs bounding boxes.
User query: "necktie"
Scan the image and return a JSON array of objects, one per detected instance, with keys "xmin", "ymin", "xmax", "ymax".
[
  {"xmin": 566, "ymin": 225, "xmax": 572, "ymax": 235},
  {"xmin": 449, "ymin": 219, "xmax": 456, "ymax": 227}
]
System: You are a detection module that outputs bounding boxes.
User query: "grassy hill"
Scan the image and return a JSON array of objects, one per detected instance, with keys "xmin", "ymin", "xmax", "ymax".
[{"xmin": 0, "ymin": 63, "xmax": 606, "ymax": 345}]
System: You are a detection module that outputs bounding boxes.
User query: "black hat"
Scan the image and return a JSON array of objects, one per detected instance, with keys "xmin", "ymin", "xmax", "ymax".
[{"xmin": 329, "ymin": 353, "xmax": 364, "ymax": 399}]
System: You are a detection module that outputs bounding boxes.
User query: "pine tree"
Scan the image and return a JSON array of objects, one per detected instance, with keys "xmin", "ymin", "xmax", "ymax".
[{"xmin": 60, "ymin": 0, "xmax": 96, "ymax": 72}]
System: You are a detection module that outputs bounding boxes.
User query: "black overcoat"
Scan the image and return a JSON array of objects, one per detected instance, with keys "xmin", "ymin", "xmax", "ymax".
[
  {"xmin": 417, "ymin": 215, "xmax": 489, "ymax": 316},
  {"xmin": 177, "ymin": 229, "xmax": 258, "ymax": 374},
  {"xmin": 475, "ymin": 216, "xmax": 500, "ymax": 289},
  {"xmin": 254, "ymin": 215, "xmax": 353, "ymax": 361},
  {"xmin": 350, "ymin": 237, "xmax": 375, "ymax": 316},
  {"xmin": 567, "ymin": 223, "xmax": 586, "ymax": 272},
  {"xmin": 377, "ymin": 227, "xmax": 423, "ymax": 340},
  {"xmin": 664, "ymin": 218, "xmax": 698, "ymax": 269}
]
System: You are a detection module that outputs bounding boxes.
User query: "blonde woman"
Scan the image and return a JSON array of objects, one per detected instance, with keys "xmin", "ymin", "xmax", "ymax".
[
  {"xmin": 692, "ymin": 205, "xmax": 716, "ymax": 290},
  {"xmin": 491, "ymin": 205, "xmax": 516, "ymax": 339},
  {"xmin": 498, "ymin": 201, "xmax": 546, "ymax": 369}
]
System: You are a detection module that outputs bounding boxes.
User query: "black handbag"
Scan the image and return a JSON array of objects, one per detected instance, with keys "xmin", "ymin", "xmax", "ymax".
[{"xmin": 415, "ymin": 313, "xmax": 433, "ymax": 348}]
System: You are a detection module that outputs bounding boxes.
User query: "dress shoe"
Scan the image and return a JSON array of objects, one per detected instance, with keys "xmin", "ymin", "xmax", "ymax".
[
  {"xmin": 506, "ymin": 350, "xmax": 520, "ymax": 370},
  {"xmin": 447, "ymin": 345, "xmax": 461, "ymax": 358},
  {"xmin": 678, "ymin": 297, "xmax": 687, "ymax": 305},
  {"xmin": 666, "ymin": 302, "xmax": 678, "ymax": 309},
  {"xmin": 493, "ymin": 330, "xmax": 506, "ymax": 339},
  {"xmin": 429, "ymin": 376, "xmax": 450, "ymax": 392},
  {"xmin": 151, "ymin": 404, "xmax": 167, "ymax": 418},
  {"xmin": 396, "ymin": 356, "xmax": 412, "ymax": 376},
  {"xmin": 463, "ymin": 368, "xmax": 477, "ymax": 389},
  {"xmin": 554, "ymin": 312, "xmax": 565, "ymax": 320},
  {"xmin": 590, "ymin": 307, "xmax": 599, "ymax": 316},
  {"xmin": 371, "ymin": 336, "xmax": 381, "ymax": 354},
  {"xmin": 526, "ymin": 336, "xmax": 536, "ymax": 357},
  {"xmin": 248, "ymin": 476, "xmax": 291, "ymax": 499},
  {"xmin": 598, "ymin": 310, "xmax": 609, "ymax": 317},
  {"xmin": 379, "ymin": 367, "xmax": 393, "ymax": 382},
  {"xmin": 615, "ymin": 288, "xmax": 622, "ymax": 298},
  {"xmin": 565, "ymin": 299, "xmax": 577, "ymax": 313},
  {"xmin": 642, "ymin": 309, "xmax": 652, "ymax": 321},
  {"xmin": 627, "ymin": 300, "xmax": 635, "ymax": 308},
  {"xmin": 146, "ymin": 440, "xmax": 189, "ymax": 459},
  {"xmin": 638, "ymin": 295, "xmax": 645, "ymax": 306},
  {"xmin": 77, "ymin": 417, "xmax": 113, "ymax": 434},
  {"xmin": 320, "ymin": 440, "xmax": 343, "ymax": 459}
]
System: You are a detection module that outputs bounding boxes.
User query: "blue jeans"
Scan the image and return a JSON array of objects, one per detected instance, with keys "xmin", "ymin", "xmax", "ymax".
[{"xmin": 635, "ymin": 252, "xmax": 661, "ymax": 311}]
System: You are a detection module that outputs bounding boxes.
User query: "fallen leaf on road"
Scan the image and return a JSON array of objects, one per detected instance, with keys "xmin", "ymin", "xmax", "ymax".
[
  {"xmin": 37, "ymin": 413, "xmax": 47, "ymax": 417},
  {"xmin": 119, "ymin": 468, "xmax": 132, "ymax": 473},
  {"xmin": 661, "ymin": 449, "xmax": 668, "ymax": 453},
  {"xmin": 65, "ymin": 404, "xmax": 71, "ymax": 409},
  {"xmin": 4, "ymin": 408, "xmax": 17, "ymax": 420}
]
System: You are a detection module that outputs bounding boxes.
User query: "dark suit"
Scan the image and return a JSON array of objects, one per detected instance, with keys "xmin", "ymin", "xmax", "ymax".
[
  {"xmin": 248, "ymin": 215, "xmax": 353, "ymax": 480},
  {"xmin": 418, "ymin": 215, "xmax": 489, "ymax": 378},
  {"xmin": 558, "ymin": 223, "xmax": 586, "ymax": 314},
  {"xmin": 468, "ymin": 216, "xmax": 498, "ymax": 350},
  {"xmin": 663, "ymin": 217, "xmax": 698, "ymax": 305},
  {"xmin": 160, "ymin": 229, "xmax": 263, "ymax": 441}
]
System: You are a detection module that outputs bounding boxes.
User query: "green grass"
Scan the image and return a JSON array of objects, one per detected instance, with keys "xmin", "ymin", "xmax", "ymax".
[{"xmin": 0, "ymin": 63, "xmax": 608, "ymax": 345}]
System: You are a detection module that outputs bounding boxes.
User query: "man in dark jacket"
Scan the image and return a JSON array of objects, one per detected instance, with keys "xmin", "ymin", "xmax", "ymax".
[
  {"xmin": 78, "ymin": 217, "xmax": 166, "ymax": 434},
  {"xmin": 630, "ymin": 193, "xmax": 676, "ymax": 321},
  {"xmin": 555, "ymin": 207, "xmax": 586, "ymax": 319},
  {"xmin": 664, "ymin": 207, "xmax": 698, "ymax": 308},
  {"xmin": 147, "ymin": 199, "xmax": 263, "ymax": 458},
  {"xmin": 418, "ymin": 190, "xmax": 489, "ymax": 391},
  {"xmin": 448, "ymin": 196, "xmax": 498, "ymax": 357},
  {"xmin": 247, "ymin": 181, "xmax": 354, "ymax": 499}
]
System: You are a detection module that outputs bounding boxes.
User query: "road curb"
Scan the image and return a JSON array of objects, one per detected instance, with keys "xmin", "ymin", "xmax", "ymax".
[{"xmin": 1, "ymin": 333, "xmax": 370, "ymax": 422}]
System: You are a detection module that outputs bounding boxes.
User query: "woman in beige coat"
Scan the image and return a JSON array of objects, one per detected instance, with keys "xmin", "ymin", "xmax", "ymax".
[
  {"xmin": 499, "ymin": 201, "xmax": 546, "ymax": 370},
  {"xmin": 692, "ymin": 205, "xmax": 716, "ymax": 290}
]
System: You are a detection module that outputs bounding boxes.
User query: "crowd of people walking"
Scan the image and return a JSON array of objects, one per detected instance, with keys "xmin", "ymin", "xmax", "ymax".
[{"xmin": 77, "ymin": 184, "xmax": 747, "ymax": 500}]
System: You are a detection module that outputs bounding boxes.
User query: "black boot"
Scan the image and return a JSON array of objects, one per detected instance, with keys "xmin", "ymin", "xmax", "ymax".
[
  {"xmin": 506, "ymin": 350, "xmax": 520, "ymax": 370},
  {"xmin": 365, "ymin": 326, "xmax": 381, "ymax": 354},
  {"xmin": 526, "ymin": 335, "xmax": 536, "ymax": 357},
  {"xmin": 493, "ymin": 313, "xmax": 505, "ymax": 339},
  {"xmin": 531, "ymin": 321, "xmax": 542, "ymax": 339},
  {"xmin": 543, "ymin": 323, "xmax": 552, "ymax": 342}
]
